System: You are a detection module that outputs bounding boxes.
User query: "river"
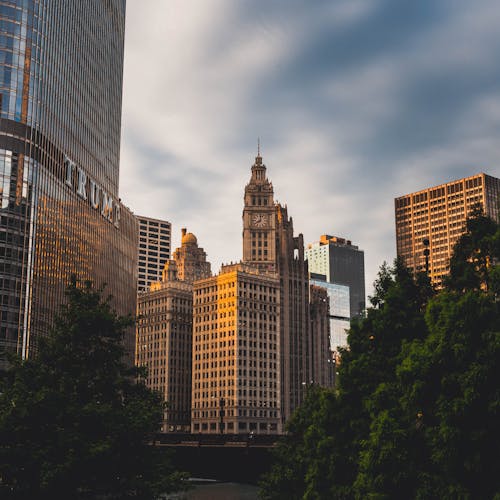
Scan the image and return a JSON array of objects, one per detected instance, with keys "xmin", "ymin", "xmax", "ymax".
[{"xmin": 167, "ymin": 481, "xmax": 259, "ymax": 499}]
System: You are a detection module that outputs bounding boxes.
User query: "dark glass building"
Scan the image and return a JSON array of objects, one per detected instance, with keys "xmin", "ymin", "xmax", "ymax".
[
  {"xmin": 306, "ymin": 235, "xmax": 365, "ymax": 318},
  {"xmin": 0, "ymin": 1, "xmax": 137, "ymax": 363}
]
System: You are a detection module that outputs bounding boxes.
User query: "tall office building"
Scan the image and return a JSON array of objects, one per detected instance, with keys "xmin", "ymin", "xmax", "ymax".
[
  {"xmin": 137, "ymin": 215, "xmax": 171, "ymax": 292},
  {"xmin": 191, "ymin": 263, "xmax": 281, "ymax": 435},
  {"xmin": 242, "ymin": 153, "xmax": 311, "ymax": 423},
  {"xmin": 395, "ymin": 173, "xmax": 500, "ymax": 284},
  {"xmin": 136, "ymin": 229, "xmax": 211, "ymax": 432},
  {"xmin": 0, "ymin": 1, "xmax": 137, "ymax": 362},
  {"xmin": 306, "ymin": 235, "xmax": 365, "ymax": 318},
  {"xmin": 310, "ymin": 277, "xmax": 350, "ymax": 353},
  {"xmin": 309, "ymin": 285, "xmax": 334, "ymax": 387}
]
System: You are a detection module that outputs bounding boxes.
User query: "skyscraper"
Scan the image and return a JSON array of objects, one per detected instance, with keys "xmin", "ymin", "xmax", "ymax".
[
  {"xmin": 309, "ymin": 278, "xmax": 350, "ymax": 353},
  {"xmin": 306, "ymin": 235, "xmax": 366, "ymax": 318},
  {"xmin": 137, "ymin": 215, "xmax": 171, "ymax": 293},
  {"xmin": 395, "ymin": 173, "xmax": 500, "ymax": 284},
  {"xmin": 137, "ymin": 229, "xmax": 211, "ymax": 432},
  {"xmin": 242, "ymin": 152, "xmax": 312, "ymax": 423},
  {"xmin": 0, "ymin": 1, "xmax": 137, "ymax": 362},
  {"xmin": 309, "ymin": 285, "xmax": 334, "ymax": 387},
  {"xmin": 191, "ymin": 263, "xmax": 281, "ymax": 435},
  {"xmin": 184, "ymin": 151, "xmax": 330, "ymax": 433}
]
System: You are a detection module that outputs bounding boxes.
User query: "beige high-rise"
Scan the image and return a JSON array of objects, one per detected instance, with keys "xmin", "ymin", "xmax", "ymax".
[
  {"xmin": 191, "ymin": 264, "xmax": 281, "ymax": 434},
  {"xmin": 189, "ymin": 152, "xmax": 331, "ymax": 434},
  {"xmin": 242, "ymin": 153, "xmax": 313, "ymax": 424},
  {"xmin": 136, "ymin": 229, "xmax": 211, "ymax": 432},
  {"xmin": 395, "ymin": 173, "xmax": 500, "ymax": 284}
]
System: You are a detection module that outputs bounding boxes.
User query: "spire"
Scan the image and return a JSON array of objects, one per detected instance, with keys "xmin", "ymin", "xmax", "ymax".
[{"xmin": 255, "ymin": 137, "xmax": 263, "ymax": 166}]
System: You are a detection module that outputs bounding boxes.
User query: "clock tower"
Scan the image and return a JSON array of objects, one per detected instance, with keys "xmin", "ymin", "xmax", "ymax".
[{"xmin": 242, "ymin": 150, "xmax": 277, "ymax": 270}]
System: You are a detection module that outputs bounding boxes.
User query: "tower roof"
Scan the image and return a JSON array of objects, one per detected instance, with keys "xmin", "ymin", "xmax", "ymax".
[{"xmin": 181, "ymin": 228, "xmax": 198, "ymax": 246}]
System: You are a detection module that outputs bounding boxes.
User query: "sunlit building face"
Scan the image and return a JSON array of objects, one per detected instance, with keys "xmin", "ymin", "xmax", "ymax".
[
  {"xmin": 395, "ymin": 173, "xmax": 500, "ymax": 285},
  {"xmin": 191, "ymin": 264, "xmax": 282, "ymax": 435},
  {"xmin": 0, "ymin": 1, "xmax": 137, "ymax": 363}
]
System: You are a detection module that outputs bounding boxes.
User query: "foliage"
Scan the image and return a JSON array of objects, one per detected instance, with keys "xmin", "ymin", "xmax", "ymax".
[
  {"xmin": 259, "ymin": 385, "xmax": 338, "ymax": 500},
  {"xmin": 260, "ymin": 211, "xmax": 500, "ymax": 500},
  {"xmin": 0, "ymin": 279, "xmax": 186, "ymax": 499},
  {"xmin": 260, "ymin": 260, "xmax": 432, "ymax": 499},
  {"xmin": 445, "ymin": 207, "xmax": 499, "ymax": 292}
]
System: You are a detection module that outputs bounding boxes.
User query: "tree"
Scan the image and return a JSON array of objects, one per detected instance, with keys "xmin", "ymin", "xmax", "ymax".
[
  {"xmin": 0, "ymin": 279, "xmax": 186, "ymax": 499},
  {"xmin": 446, "ymin": 207, "xmax": 499, "ymax": 292},
  {"xmin": 259, "ymin": 385, "xmax": 337, "ymax": 500},
  {"xmin": 260, "ymin": 261, "xmax": 432, "ymax": 500},
  {"xmin": 261, "ymin": 212, "xmax": 500, "ymax": 499},
  {"xmin": 356, "ymin": 211, "xmax": 500, "ymax": 499}
]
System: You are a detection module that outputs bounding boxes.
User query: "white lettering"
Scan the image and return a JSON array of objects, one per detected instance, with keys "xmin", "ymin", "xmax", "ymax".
[
  {"xmin": 77, "ymin": 167, "xmax": 87, "ymax": 200},
  {"xmin": 63, "ymin": 155, "xmax": 120, "ymax": 228},
  {"xmin": 65, "ymin": 157, "xmax": 75, "ymax": 187},
  {"xmin": 101, "ymin": 191, "xmax": 113, "ymax": 221},
  {"xmin": 90, "ymin": 179, "xmax": 100, "ymax": 209},
  {"xmin": 114, "ymin": 204, "xmax": 121, "ymax": 228}
]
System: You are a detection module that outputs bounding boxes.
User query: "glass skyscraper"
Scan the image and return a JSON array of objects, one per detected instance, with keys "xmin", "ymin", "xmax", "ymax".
[
  {"xmin": 310, "ymin": 279, "xmax": 350, "ymax": 352},
  {"xmin": 0, "ymin": 1, "xmax": 137, "ymax": 362},
  {"xmin": 306, "ymin": 235, "xmax": 365, "ymax": 318}
]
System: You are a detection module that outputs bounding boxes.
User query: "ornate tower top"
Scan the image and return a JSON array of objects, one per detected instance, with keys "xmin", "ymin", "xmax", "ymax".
[
  {"xmin": 251, "ymin": 140, "xmax": 267, "ymax": 183},
  {"xmin": 172, "ymin": 228, "xmax": 211, "ymax": 284},
  {"xmin": 181, "ymin": 227, "xmax": 198, "ymax": 246}
]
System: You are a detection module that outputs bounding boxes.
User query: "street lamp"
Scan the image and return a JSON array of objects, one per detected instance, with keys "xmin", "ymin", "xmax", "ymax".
[
  {"xmin": 423, "ymin": 238, "xmax": 430, "ymax": 274},
  {"xmin": 219, "ymin": 397, "xmax": 225, "ymax": 435}
]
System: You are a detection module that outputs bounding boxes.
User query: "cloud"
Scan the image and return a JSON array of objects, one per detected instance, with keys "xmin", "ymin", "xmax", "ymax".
[{"xmin": 120, "ymin": 0, "xmax": 500, "ymax": 292}]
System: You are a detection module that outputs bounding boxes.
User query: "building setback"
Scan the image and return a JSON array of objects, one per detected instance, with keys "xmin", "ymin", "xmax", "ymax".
[
  {"xmin": 0, "ymin": 1, "xmax": 137, "ymax": 363},
  {"xmin": 136, "ymin": 229, "xmax": 211, "ymax": 432},
  {"xmin": 191, "ymin": 264, "xmax": 281, "ymax": 435},
  {"xmin": 395, "ymin": 173, "xmax": 500, "ymax": 285},
  {"xmin": 137, "ymin": 215, "xmax": 171, "ymax": 293}
]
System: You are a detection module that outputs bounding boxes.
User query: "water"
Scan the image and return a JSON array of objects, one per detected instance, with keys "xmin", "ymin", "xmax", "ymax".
[{"xmin": 167, "ymin": 481, "xmax": 259, "ymax": 500}]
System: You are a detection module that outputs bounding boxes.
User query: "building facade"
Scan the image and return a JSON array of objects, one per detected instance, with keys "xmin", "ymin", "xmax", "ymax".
[
  {"xmin": 242, "ymin": 153, "xmax": 312, "ymax": 424},
  {"xmin": 309, "ymin": 285, "xmax": 334, "ymax": 387},
  {"xmin": 183, "ymin": 152, "xmax": 333, "ymax": 433},
  {"xmin": 242, "ymin": 154, "xmax": 277, "ymax": 271},
  {"xmin": 306, "ymin": 235, "xmax": 366, "ymax": 318},
  {"xmin": 395, "ymin": 173, "xmax": 500, "ymax": 284},
  {"xmin": 0, "ymin": 1, "xmax": 137, "ymax": 363},
  {"xmin": 191, "ymin": 263, "xmax": 281, "ymax": 435},
  {"xmin": 137, "ymin": 215, "xmax": 171, "ymax": 293},
  {"xmin": 310, "ymin": 278, "xmax": 350, "ymax": 353},
  {"xmin": 172, "ymin": 228, "xmax": 211, "ymax": 284},
  {"xmin": 136, "ymin": 229, "xmax": 211, "ymax": 432}
]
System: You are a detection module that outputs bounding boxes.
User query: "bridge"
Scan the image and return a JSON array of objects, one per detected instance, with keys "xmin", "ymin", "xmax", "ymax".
[{"xmin": 154, "ymin": 433, "xmax": 281, "ymax": 482}]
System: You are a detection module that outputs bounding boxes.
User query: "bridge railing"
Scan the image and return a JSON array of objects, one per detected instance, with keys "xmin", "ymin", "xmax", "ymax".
[{"xmin": 154, "ymin": 432, "xmax": 280, "ymax": 447}]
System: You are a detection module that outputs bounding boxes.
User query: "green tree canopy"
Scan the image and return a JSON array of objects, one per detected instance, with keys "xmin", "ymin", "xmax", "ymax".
[
  {"xmin": 260, "ymin": 260, "xmax": 433, "ymax": 499},
  {"xmin": 261, "ymin": 210, "xmax": 500, "ymax": 500},
  {"xmin": 0, "ymin": 279, "xmax": 185, "ymax": 499}
]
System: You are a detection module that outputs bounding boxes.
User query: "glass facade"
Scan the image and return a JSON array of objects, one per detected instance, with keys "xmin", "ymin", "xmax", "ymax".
[
  {"xmin": 310, "ymin": 279, "xmax": 350, "ymax": 351},
  {"xmin": 0, "ymin": 0, "xmax": 137, "ymax": 363},
  {"xmin": 306, "ymin": 237, "xmax": 365, "ymax": 318}
]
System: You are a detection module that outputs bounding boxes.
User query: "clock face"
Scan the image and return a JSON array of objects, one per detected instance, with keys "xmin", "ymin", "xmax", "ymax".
[{"xmin": 252, "ymin": 213, "xmax": 268, "ymax": 227}]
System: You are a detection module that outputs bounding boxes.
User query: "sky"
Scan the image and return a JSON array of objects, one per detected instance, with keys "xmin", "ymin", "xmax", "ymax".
[{"xmin": 120, "ymin": 0, "xmax": 500, "ymax": 297}]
